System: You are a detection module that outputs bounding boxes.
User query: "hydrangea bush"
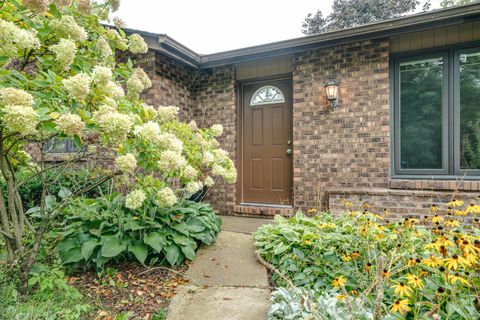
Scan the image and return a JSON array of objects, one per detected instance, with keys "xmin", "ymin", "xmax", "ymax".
[{"xmin": 0, "ymin": 0, "xmax": 235, "ymax": 278}]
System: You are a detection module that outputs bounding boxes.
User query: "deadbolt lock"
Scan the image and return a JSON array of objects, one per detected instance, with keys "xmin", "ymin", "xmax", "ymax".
[
  {"xmin": 286, "ymin": 148, "xmax": 292, "ymax": 155},
  {"xmin": 287, "ymin": 140, "xmax": 292, "ymax": 145}
]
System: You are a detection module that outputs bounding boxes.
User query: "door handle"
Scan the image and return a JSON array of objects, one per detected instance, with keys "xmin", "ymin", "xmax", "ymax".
[
  {"xmin": 287, "ymin": 140, "xmax": 292, "ymax": 145},
  {"xmin": 286, "ymin": 148, "xmax": 292, "ymax": 155}
]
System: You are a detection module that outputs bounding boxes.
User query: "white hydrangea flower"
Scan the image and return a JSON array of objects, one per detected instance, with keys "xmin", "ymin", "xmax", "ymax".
[
  {"xmin": 133, "ymin": 121, "xmax": 161, "ymax": 143},
  {"xmin": 210, "ymin": 124, "xmax": 224, "ymax": 137},
  {"xmin": 204, "ymin": 176, "xmax": 215, "ymax": 187},
  {"xmin": 92, "ymin": 66, "xmax": 112, "ymax": 85},
  {"xmin": 113, "ymin": 17, "xmax": 126, "ymax": 29},
  {"xmin": 142, "ymin": 104, "xmax": 157, "ymax": 120},
  {"xmin": 212, "ymin": 161, "xmax": 237, "ymax": 184},
  {"xmin": 157, "ymin": 106, "xmax": 179, "ymax": 122},
  {"xmin": 0, "ymin": 19, "xmax": 40, "ymax": 58},
  {"xmin": 108, "ymin": 0, "xmax": 121, "ymax": 11},
  {"xmin": 62, "ymin": 73, "xmax": 91, "ymax": 100},
  {"xmin": 3, "ymin": 105, "xmax": 38, "ymax": 136},
  {"xmin": 76, "ymin": 0, "xmax": 91, "ymax": 13},
  {"xmin": 210, "ymin": 139, "xmax": 220, "ymax": 148},
  {"xmin": 160, "ymin": 133, "xmax": 183, "ymax": 153},
  {"xmin": 55, "ymin": 113, "xmax": 85, "ymax": 136},
  {"xmin": 106, "ymin": 28, "xmax": 128, "ymax": 51},
  {"xmin": 157, "ymin": 150, "xmax": 186, "ymax": 172},
  {"xmin": 50, "ymin": 16, "xmax": 88, "ymax": 42},
  {"xmin": 188, "ymin": 120, "xmax": 198, "ymax": 131},
  {"xmin": 125, "ymin": 189, "xmax": 146, "ymax": 210},
  {"xmin": 195, "ymin": 133, "xmax": 207, "ymax": 147},
  {"xmin": 155, "ymin": 187, "xmax": 177, "ymax": 208},
  {"xmin": 213, "ymin": 148, "xmax": 230, "ymax": 163},
  {"xmin": 128, "ymin": 33, "xmax": 148, "ymax": 54},
  {"xmin": 202, "ymin": 151, "xmax": 214, "ymax": 165},
  {"xmin": 50, "ymin": 38, "xmax": 76, "ymax": 70},
  {"xmin": 53, "ymin": 0, "xmax": 73, "ymax": 8},
  {"xmin": 183, "ymin": 165, "xmax": 198, "ymax": 180},
  {"xmin": 115, "ymin": 153, "xmax": 137, "ymax": 174},
  {"xmin": 127, "ymin": 68, "xmax": 151, "ymax": 99},
  {"xmin": 185, "ymin": 181, "xmax": 203, "ymax": 194},
  {"xmin": 0, "ymin": 88, "xmax": 34, "ymax": 107},
  {"xmin": 103, "ymin": 81, "xmax": 124, "ymax": 99},
  {"xmin": 96, "ymin": 36, "xmax": 112, "ymax": 58},
  {"xmin": 23, "ymin": 0, "xmax": 50, "ymax": 13},
  {"xmin": 93, "ymin": 105, "xmax": 133, "ymax": 144}
]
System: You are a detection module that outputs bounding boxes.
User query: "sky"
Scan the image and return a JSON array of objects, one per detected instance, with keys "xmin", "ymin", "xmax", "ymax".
[{"xmin": 114, "ymin": 0, "xmax": 443, "ymax": 54}]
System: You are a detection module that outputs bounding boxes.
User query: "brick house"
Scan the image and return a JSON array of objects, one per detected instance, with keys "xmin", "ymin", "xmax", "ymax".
[{"xmin": 126, "ymin": 3, "xmax": 480, "ymax": 218}]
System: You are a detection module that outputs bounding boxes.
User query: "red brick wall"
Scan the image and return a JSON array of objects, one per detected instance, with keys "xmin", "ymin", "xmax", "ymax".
[
  {"xmin": 292, "ymin": 39, "xmax": 391, "ymax": 210},
  {"xmin": 191, "ymin": 67, "xmax": 237, "ymax": 214}
]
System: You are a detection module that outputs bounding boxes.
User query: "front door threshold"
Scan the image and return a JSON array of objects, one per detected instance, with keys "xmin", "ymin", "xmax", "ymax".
[{"xmin": 234, "ymin": 204, "xmax": 294, "ymax": 217}]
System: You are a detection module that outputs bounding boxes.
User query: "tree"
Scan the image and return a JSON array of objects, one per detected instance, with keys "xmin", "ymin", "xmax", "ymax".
[
  {"xmin": 302, "ymin": 0, "xmax": 421, "ymax": 35},
  {"xmin": 0, "ymin": 0, "xmax": 236, "ymax": 284}
]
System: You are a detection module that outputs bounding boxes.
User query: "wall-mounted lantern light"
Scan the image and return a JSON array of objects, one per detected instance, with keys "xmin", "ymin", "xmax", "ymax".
[{"xmin": 324, "ymin": 79, "xmax": 340, "ymax": 111}]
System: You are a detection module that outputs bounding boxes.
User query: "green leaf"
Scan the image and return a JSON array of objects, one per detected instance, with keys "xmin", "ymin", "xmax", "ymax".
[
  {"xmin": 58, "ymin": 187, "xmax": 72, "ymax": 199},
  {"xmin": 164, "ymin": 244, "xmax": 181, "ymax": 266},
  {"xmin": 58, "ymin": 241, "xmax": 83, "ymax": 264},
  {"xmin": 172, "ymin": 223, "xmax": 189, "ymax": 235},
  {"xmin": 143, "ymin": 232, "xmax": 165, "ymax": 252},
  {"xmin": 124, "ymin": 220, "xmax": 145, "ymax": 231},
  {"xmin": 186, "ymin": 217, "xmax": 206, "ymax": 233},
  {"xmin": 81, "ymin": 239, "xmax": 100, "ymax": 260},
  {"xmin": 101, "ymin": 237, "xmax": 127, "ymax": 258},
  {"xmin": 180, "ymin": 244, "xmax": 196, "ymax": 260},
  {"xmin": 129, "ymin": 242, "xmax": 148, "ymax": 265}
]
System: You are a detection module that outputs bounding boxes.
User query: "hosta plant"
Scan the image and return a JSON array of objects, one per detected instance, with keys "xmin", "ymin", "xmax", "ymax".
[
  {"xmin": 0, "ymin": 0, "xmax": 235, "ymax": 281},
  {"xmin": 255, "ymin": 200, "xmax": 480, "ymax": 319},
  {"xmin": 57, "ymin": 197, "xmax": 221, "ymax": 268}
]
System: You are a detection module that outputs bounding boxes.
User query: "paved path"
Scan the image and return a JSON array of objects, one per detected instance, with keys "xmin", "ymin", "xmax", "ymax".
[{"xmin": 167, "ymin": 215, "xmax": 273, "ymax": 320}]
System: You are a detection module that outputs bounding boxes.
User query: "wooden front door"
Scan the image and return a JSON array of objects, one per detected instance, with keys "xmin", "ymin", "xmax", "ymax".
[{"xmin": 242, "ymin": 79, "xmax": 293, "ymax": 205}]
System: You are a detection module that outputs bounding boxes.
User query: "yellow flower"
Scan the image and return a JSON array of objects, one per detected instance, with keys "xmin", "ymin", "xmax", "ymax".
[
  {"xmin": 342, "ymin": 254, "xmax": 352, "ymax": 262},
  {"xmin": 422, "ymin": 255, "xmax": 443, "ymax": 268},
  {"xmin": 447, "ymin": 199, "xmax": 464, "ymax": 208},
  {"xmin": 429, "ymin": 204, "xmax": 439, "ymax": 214},
  {"xmin": 382, "ymin": 269, "xmax": 391, "ymax": 279},
  {"xmin": 391, "ymin": 282, "xmax": 413, "ymax": 297},
  {"xmin": 444, "ymin": 254, "xmax": 470, "ymax": 270},
  {"xmin": 466, "ymin": 203, "xmax": 480, "ymax": 215},
  {"xmin": 454, "ymin": 210, "xmax": 467, "ymax": 216},
  {"xmin": 342, "ymin": 200, "xmax": 353, "ymax": 209},
  {"xmin": 407, "ymin": 258, "xmax": 417, "ymax": 266},
  {"xmin": 302, "ymin": 240, "xmax": 312, "ymax": 246},
  {"xmin": 406, "ymin": 274, "xmax": 424, "ymax": 289},
  {"xmin": 332, "ymin": 276, "xmax": 347, "ymax": 288},
  {"xmin": 449, "ymin": 273, "xmax": 470, "ymax": 286},
  {"xmin": 431, "ymin": 215, "xmax": 444, "ymax": 224},
  {"xmin": 351, "ymin": 251, "xmax": 361, "ymax": 259},
  {"xmin": 444, "ymin": 219, "xmax": 461, "ymax": 228},
  {"xmin": 307, "ymin": 208, "xmax": 317, "ymax": 215},
  {"xmin": 390, "ymin": 299, "xmax": 410, "ymax": 314},
  {"xmin": 464, "ymin": 253, "xmax": 478, "ymax": 265},
  {"xmin": 336, "ymin": 293, "xmax": 347, "ymax": 301},
  {"xmin": 460, "ymin": 240, "xmax": 479, "ymax": 255},
  {"xmin": 437, "ymin": 236, "xmax": 455, "ymax": 248}
]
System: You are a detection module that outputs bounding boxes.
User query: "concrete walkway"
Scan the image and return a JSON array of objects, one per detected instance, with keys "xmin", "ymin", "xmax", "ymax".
[{"xmin": 167, "ymin": 215, "xmax": 273, "ymax": 320}]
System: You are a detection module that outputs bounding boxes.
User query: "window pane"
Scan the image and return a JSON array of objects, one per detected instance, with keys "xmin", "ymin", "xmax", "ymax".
[
  {"xmin": 459, "ymin": 51, "xmax": 480, "ymax": 170},
  {"xmin": 399, "ymin": 57, "xmax": 444, "ymax": 169}
]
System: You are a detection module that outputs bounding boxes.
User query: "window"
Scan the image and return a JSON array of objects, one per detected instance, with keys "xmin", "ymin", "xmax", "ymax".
[
  {"xmin": 250, "ymin": 85, "xmax": 285, "ymax": 106},
  {"xmin": 45, "ymin": 137, "xmax": 80, "ymax": 153},
  {"xmin": 393, "ymin": 46, "xmax": 480, "ymax": 177}
]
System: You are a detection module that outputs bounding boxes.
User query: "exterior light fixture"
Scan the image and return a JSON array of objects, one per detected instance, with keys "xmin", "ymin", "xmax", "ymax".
[{"xmin": 324, "ymin": 79, "xmax": 340, "ymax": 110}]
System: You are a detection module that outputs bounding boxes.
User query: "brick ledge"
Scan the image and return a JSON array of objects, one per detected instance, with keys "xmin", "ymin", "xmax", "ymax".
[{"xmin": 234, "ymin": 205, "xmax": 294, "ymax": 217}]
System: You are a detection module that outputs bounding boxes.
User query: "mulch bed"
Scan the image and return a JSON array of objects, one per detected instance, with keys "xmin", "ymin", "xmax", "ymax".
[{"xmin": 68, "ymin": 262, "xmax": 190, "ymax": 319}]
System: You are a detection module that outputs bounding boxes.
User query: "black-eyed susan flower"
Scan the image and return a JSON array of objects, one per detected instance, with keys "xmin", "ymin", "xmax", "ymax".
[
  {"xmin": 332, "ymin": 276, "xmax": 347, "ymax": 288},
  {"xmin": 391, "ymin": 281, "xmax": 413, "ymax": 297},
  {"xmin": 466, "ymin": 203, "xmax": 480, "ymax": 215},
  {"xmin": 406, "ymin": 274, "xmax": 424, "ymax": 289},
  {"xmin": 449, "ymin": 273, "xmax": 470, "ymax": 286},
  {"xmin": 454, "ymin": 209, "xmax": 467, "ymax": 216},
  {"xmin": 382, "ymin": 269, "xmax": 391, "ymax": 279},
  {"xmin": 464, "ymin": 253, "xmax": 478, "ymax": 265},
  {"xmin": 365, "ymin": 262, "xmax": 372, "ymax": 273},
  {"xmin": 407, "ymin": 257, "xmax": 417, "ymax": 266},
  {"xmin": 430, "ymin": 204, "xmax": 439, "ymax": 214},
  {"xmin": 342, "ymin": 200, "xmax": 353, "ymax": 209},
  {"xmin": 351, "ymin": 251, "xmax": 361, "ymax": 259},
  {"xmin": 444, "ymin": 254, "xmax": 470, "ymax": 270},
  {"xmin": 307, "ymin": 208, "xmax": 317, "ymax": 215},
  {"xmin": 422, "ymin": 255, "xmax": 443, "ymax": 268},
  {"xmin": 460, "ymin": 240, "xmax": 479, "ymax": 254},
  {"xmin": 336, "ymin": 293, "xmax": 347, "ymax": 301},
  {"xmin": 390, "ymin": 299, "xmax": 410, "ymax": 314},
  {"xmin": 445, "ymin": 219, "xmax": 461, "ymax": 228},
  {"xmin": 447, "ymin": 199, "xmax": 464, "ymax": 208},
  {"xmin": 342, "ymin": 254, "xmax": 352, "ymax": 262},
  {"xmin": 349, "ymin": 289, "xmax": 359, "ymax": 296}
]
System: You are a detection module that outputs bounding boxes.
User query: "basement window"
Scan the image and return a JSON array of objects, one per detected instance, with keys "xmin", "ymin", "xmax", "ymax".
[
  {"xmin": 45, "ymin": 137, "xmax": 80, "ymax": 153},
  {"xmin": 392, "ymin": 46, "xmax": 480, "ymax": 177}
]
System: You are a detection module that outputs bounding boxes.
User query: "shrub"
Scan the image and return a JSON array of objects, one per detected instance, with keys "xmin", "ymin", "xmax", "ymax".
[
  {"xmin": 57, "ymin": 197, "xmax": 221, "ymax": 268},
  {"xmin": 255, "ymin": 202, "xmax": 480, "ymax": 319}
]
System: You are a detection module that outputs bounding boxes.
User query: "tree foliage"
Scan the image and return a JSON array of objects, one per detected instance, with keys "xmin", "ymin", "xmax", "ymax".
[
  {"xmin": 0, "ymin": 0, "xmax": 236, "ymax": 283},
  {"xmin": 302, "ymin": 0, "xmax": 420, "ymax": 35}
]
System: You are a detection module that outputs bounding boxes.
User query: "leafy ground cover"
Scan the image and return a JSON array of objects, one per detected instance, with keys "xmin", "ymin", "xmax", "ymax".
[{"xmin": 255, "ymin": 201, "xmax": 480, "ymax": 319}]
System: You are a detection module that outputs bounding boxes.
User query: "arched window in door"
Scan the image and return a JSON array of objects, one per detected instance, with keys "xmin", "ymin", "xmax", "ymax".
[{"xmin": 250, "ymin": 85, "xmax": 285, "ymax": 106}]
